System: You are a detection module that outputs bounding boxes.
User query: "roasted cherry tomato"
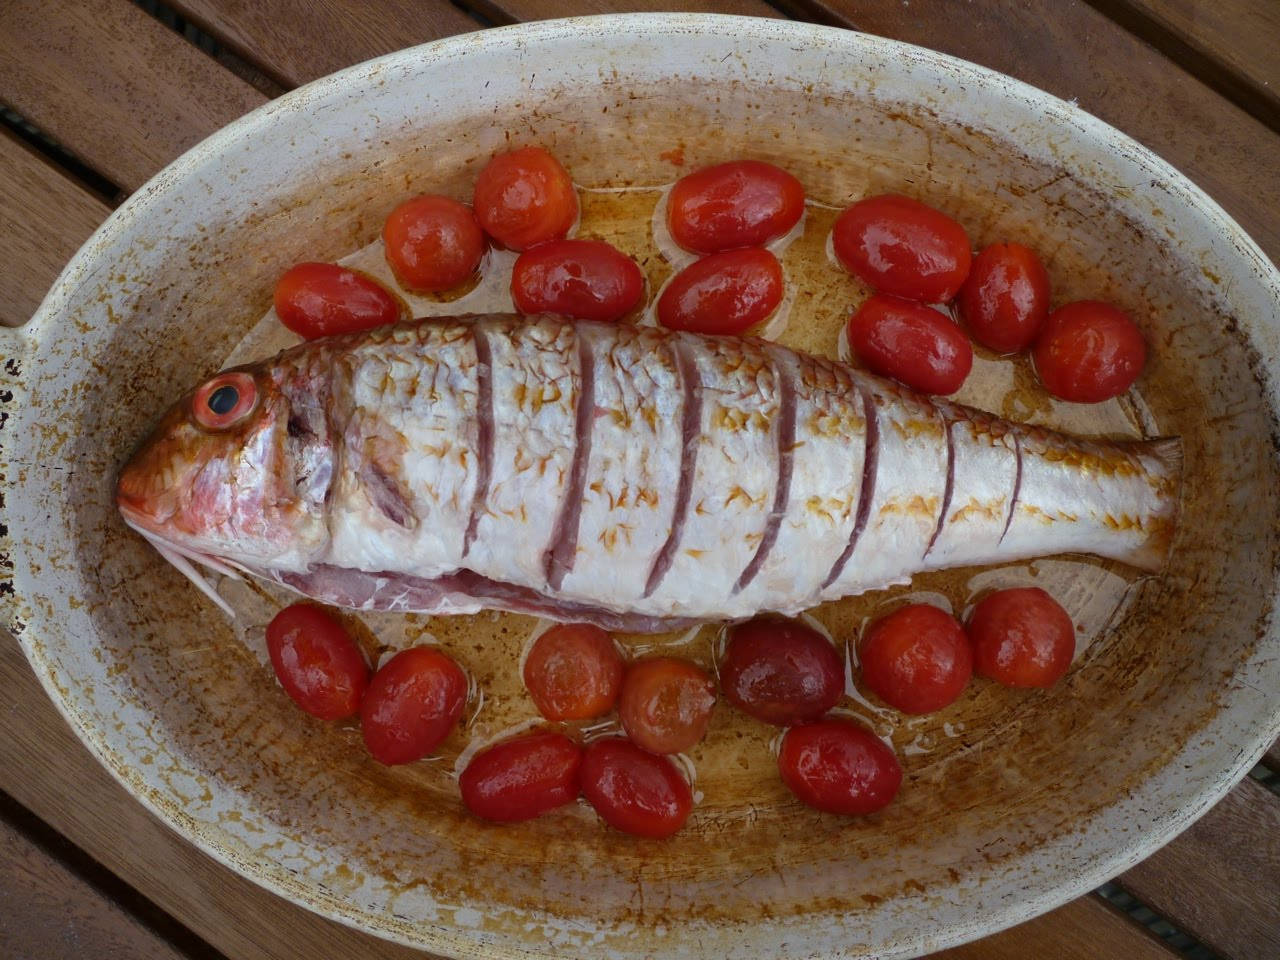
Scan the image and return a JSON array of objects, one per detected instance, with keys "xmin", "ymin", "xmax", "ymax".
[
  {"xmin": 580, "ymin": 737, "xmax": 693, "ymax": 838},
  {"xmin": 957, "ymin": 242, "xmax": 1051, "ymax": 353},
  {"xmin": 720, "ymin": 617, "xmax": 844, "ymax": 726},
  {"xmin": 274, "ymin": 262, "xmax": 404, "ymax": 339},
  {"xmin": 848, "ymin": 293, "xmax": 973, "ymax": 394},
  {"xmin": 858, "ymin": 604, "xmax": 972, "ymax": 714},
  {"xmin": 1032, "ymin": 300, "xmax": 1146, "ymax": 402},
  {"xmin": 523, "ymin": 623, "xmax": 625, "ymax": 721},
  {"xmin": 618, "ymin": 658, "xmax": 716, "ymax": 755},
  {"xmin": 777, "ymin": 718, "xmax": 902, "ymax": 816},
  {"xmin": 265, "ymin": 604, "xmax": 369, "ymax": 721},
  {"xmin": 459, "ymin": 731, "xmax": 582, "ymax": 822},
  {"xmin": 361, "ymin": 647, "xmax": 467, "ymax": 765},
  {"xmin": 666, "ymin": 160, "xmax": 806, "ymax": 254},
  {"xmin": 832, "ymin": 194, "xmax": 972, "ymax": 302},
  {"xmin": 657, "ymin": 248, "xmax": 783, "ymax": 335},
  {"xmin": 382, "ymin": 194, "xmax": 486, "ymax": 293},
  {"xmin": 510, "ymin": 239, "xmax": 645, "ymax": 322},
  {"xmin": 968, "ymin": 587, "xmax": 1075, "ymax": 688},
  {"xmin": 472, "ymin": 146, "xmax": 578, "ymax": 251}
]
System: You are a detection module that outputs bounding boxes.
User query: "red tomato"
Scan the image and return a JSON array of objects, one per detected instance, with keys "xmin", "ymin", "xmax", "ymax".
[
  {"xmin": 580, "ymin": 737, "xmax": 693, "ymax": 838},
  {"xmin": 968, "ymin": 587, "xmax": 1075, "ymax": 688},
  {"xmin": 832, "ymin": 194, "xmax": 972, "ymax": 302},
  {"xmin": 618, "ymin": 658, "xmax": 716, "ymax": 755},
  {"xmin": 459, "ymin": 731, "xmax": 582, "ymax": 822},
  {"xmin": 657, "ymin": 248, "xmax": 783, "ymax": 335},
  {"xmin": 273, "ymin": 262, "xmax": 403, "ymax": 339},
  {"xmin": 848, "ymin": 294, "xmax": 973, "ymax": 394},
  {"xmin": 957, "ymin": 242, "xmax": 1051, "ymax": 353},
  {"xmin": 720, "ymin": 618, "xmax": 844, "ymax": 726},
  {"xmin": 265, "ymin": 604, "xmax": 369, "ymax": 721},
  {"xmin": 382, "ymin": 195, "xmax": 486, "ymax": 293},
  {"xmin": 858, "ymin": 604, "xmax": 972, "ymax": 714},
  {"xmin": 666, "ymin": 160, "xmax": 806, "ymax": 254},
  {"xmin": 472, "ymin": 146, "xmax": 578, "ymax": 251},
  {"xmin": 510, "ymin": 239, "xmax": 645, "ymax": 322},
  {"xmin": 1032, "ymin": 300, "xmax": 1146, "ymax": 402},
  {"xmin": 361, "ymin": 647, "xmax": 467, "ymax": 765},
  {"xmin": 777, "ymin": 718, "xmax": 902, "ymax": 816},
  {"xmin": 523, "ymin": 623, "xmax": 624, "ymax": 721}
]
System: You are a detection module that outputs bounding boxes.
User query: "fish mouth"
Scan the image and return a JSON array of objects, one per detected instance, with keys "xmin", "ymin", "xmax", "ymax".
[{"xmin": 118, "ymin": 501, "xmax": 244, "ymax": 617}]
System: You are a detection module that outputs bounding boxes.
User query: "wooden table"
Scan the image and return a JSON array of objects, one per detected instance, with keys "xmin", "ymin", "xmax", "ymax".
[{"xmin": 1, "ymin": 2, "xmax": 1277, "ymax": 957}]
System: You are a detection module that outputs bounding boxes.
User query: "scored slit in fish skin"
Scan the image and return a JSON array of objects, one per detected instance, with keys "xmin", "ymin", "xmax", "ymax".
[{"xmin": 115, "ymin": 315, "xmax": 1182, "ymax": 632}]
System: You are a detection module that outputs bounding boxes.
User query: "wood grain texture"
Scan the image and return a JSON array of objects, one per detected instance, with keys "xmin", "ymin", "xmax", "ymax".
[
  {"xmin": 938, "ymin": 894, "xmax": 1177, "ymax": 960},
  {"xmin": 774, "ymin": 0, "xmax": 1280, "ymax": 268},
  {"xmin": 169, "ymin": 0, "xmax": 481, "ymax": 89},
  {"xmin": 0, "ymin": 132, "xmax": 111, "ymax": 327},
  {"xmin": 0, "ymin": 809, "xmax": 189, "ymax": 960},
  {"xmin": 1117, "ymin": 776, "xmax": 1280, "ymax": 960},
  {"xmin": 462, "ymin": 0, "xmax": 782, "ymax": 26},
  {"xmin": 0, "ymin": 0, "xmax": 265, "ymax": 192}
]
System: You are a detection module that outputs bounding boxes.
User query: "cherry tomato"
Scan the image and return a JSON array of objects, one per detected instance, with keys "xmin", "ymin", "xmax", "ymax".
[
  {"xmin": 957, "ymin": 242, "xmax": 1051, "ymax": 353},
  {"xmin": 618, "ymin": 658, "xmax": 716, "ymax": 755},
  {"xmin": 848, "ymin": 293, "xmax": 973, "ymax": 394},
  {"xmin": 720, "ymin": 618, "xmax": 844, "ymax": 726},
  {"xmin": 459, "ymin": 731, "xmax": 582, "ymax": 822},
  {"xmin": 382, "ymin": 195, "xmax": 486, "ymax": 293},
  {"xmin": 472, "ymin": 146, "xmax": 578, "ymax": 251},
  {"xmin": 273, "ymin": 262, "xmax": 404, "ymax": 339},
  {"xmin": 265, "ymin": 604, "xmax": 369, "ymax": 721},
  {"xmin": 510, "ymin": 239, "xmax": 645, "ymax": 322},
  {"xmin": 361, "ymin": 647, "xmax": 467, "ymax": 765},
  {"xmin": 832, "ymin": 194, "xmax": 972, "ymax": 302},
  {"xmin": 580, "ymin": 737, "xmax": 693, "ymax": 838},
  {"xmin": 777, "ymin": 718, "xmax": 902, "ymax": 816},
  {"xmin": 666, "ymin": 160, "xmax": 806, "ymax": 254},
  {"xmin": 968, "ymin": 587, "xmax": 1075, "ymax": 688},
  {"xmin": 1032, "ymin": 300, "xmax": 1146, "ymax": 402},
  {"xmin": 657, "ymin": 248, "xmax": 783, "ymax": 335},
  {"xmin": 858, "ymin": 604, "xmax": 972, "ymax": 714},
  {"xmin": 523, "ymin": 623, "xmax": 624, "ymax": 721}
]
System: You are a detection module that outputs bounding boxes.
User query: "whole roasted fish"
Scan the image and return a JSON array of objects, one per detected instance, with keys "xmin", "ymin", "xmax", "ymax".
[{"xmin": 116, "ymin": 316, "xmax": 1180, "ymax": 632}]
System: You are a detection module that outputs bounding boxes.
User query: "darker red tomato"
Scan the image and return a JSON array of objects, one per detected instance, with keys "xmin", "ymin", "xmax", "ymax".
[
  {"xmin": 657, "ymin": 248, "xmax": 783, "ymax": 335},
  {"xmin": 957, "ymin": 242, "xmax": 1051, "ymax": 353},
  {"xmin": 832, "ymin": 194, "xmax": 972, "ymax": 302},
  {"xmin": 968, "ymin": 587, "xmax": 1075, "ymax": 688},
  {"xmin": 273, "ymin": 262, "xmax": 404, "ymax": 339},
  {"xmin": 666, "ymin": 160, "xmax": 806, "ymax": 254},
  {"xmin": 720, "ymin": 618, "xmax": 844, "ymax": 726},
  {"xmin": 777, "ymin": 718, "xmax": 901, "ymax": 816},
  {"xmin": 382, "ymin": 195, "xmax": 486, "ymax": 293},
  {"xmin": 580, "ymin": 738, "xmax": 693, "ymax": 838},
  {"xmin": 472, "ymin": 146, "xmax": 579, "ymax": 251},
  {"xmin": 510, "ymin": 239, "xmax": 645, "ymax": 322},
  {"xmin": 1032, "ymin": 300, "xmax": 1146, "ymax": 402},
  {"xmin": 858, "ymin": 604, "xmax": 972, "ymax": 714},
  {"xmin": 361, "ymin": 647, "xmax": 467, "ymax": 765},
  {"xmin": 265, "ymin": 604, "xmax": 369, "ymax": 721},
  {"xmin": 459, "ymin": 731, "xmax": 582, "ymax": 822},
  {"xmin": 523, "ymin": 623, "xmax": 625, "ymax": 721},
  {"xmin": 848, "ymin": 294, "xmax": 973, "ymax": 394},
  {"xmin": 618, "ymin": 658, "xmax": 716, "ymax": 755}
]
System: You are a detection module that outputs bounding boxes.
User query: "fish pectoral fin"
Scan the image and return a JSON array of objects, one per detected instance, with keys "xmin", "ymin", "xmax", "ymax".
[{"xmin": 360, "ymin": 461, "xmax": 419, "ymax": 530}]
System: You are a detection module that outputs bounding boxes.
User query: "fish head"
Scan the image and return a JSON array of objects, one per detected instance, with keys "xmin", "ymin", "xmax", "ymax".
[{"xmin": 116, "ymin": 357, "xmax": 333, "ymax": 580}]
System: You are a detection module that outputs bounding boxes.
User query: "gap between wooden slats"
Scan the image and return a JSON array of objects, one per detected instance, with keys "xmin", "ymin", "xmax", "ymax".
[{"xmin": 461, "ymin": 0, "xmax": 782, "ymax": 26}]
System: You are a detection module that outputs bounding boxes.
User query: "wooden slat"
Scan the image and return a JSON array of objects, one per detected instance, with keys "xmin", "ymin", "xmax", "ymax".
[
  {"xmin": 938, "ymin": 894, "xmax": 1177, "ymax": 960},
  {"xmin": 169, "ymin": 0, "xmax": 480, "ymax": 89},
  {"xmin": 1264, "ymin": 739, "xmax": 1280, "ymax": 771},
  {"xmin": 776, "ymin": 0, "xmax": 1280, "ymax": 268},
  {"xmin": 0, "ymin": 132, "xmax": 111, "ymax": 328},
  {"xmin": 0, "ymin": 0, "xmax": 265, "ymax": 192},
  {"xmin": 0, "ymin": 807, "xmax": 191, "ymax": 960},
  {"xmin": 464, "ymin": 0, "xmax": 783, "ymax": 25},
  {"xmin": 1117, "ymin": 776, "xmax": 1280, "ymax": 960}
]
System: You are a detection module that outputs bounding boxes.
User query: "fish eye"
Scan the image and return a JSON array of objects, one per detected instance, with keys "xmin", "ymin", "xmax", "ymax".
[{"xmin": 193, "ymin": 372, "xmax": 257, "ymax": 431}]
